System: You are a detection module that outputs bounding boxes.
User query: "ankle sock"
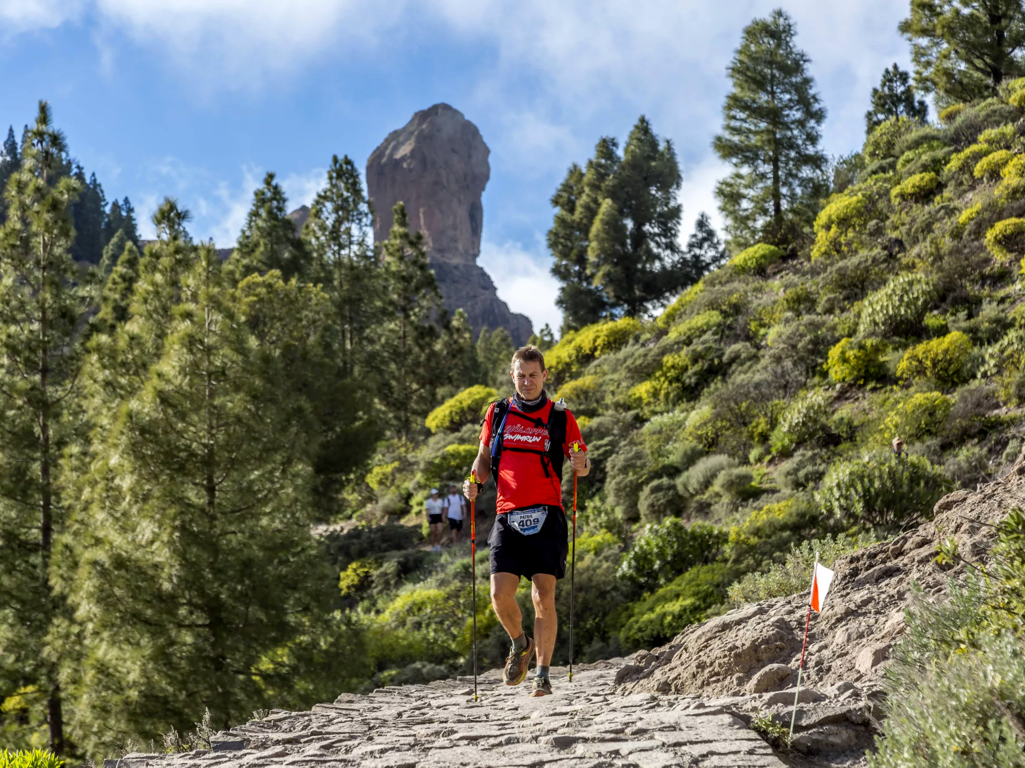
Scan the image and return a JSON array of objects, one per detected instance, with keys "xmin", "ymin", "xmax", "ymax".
[
  {"xmin": 512, "ymin": 633, "xmax": 528, "ymax": 652},
  {"xmin": 535, "ymin": 665, "xmax": 550, "ymax": 680}
]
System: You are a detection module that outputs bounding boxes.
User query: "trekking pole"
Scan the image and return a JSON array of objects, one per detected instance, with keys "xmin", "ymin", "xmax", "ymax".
[
  {"xmin": 469, "ymin": 470, "xmax": 479, "ymax": 702},
  {"xmin": 569, "ymin": 442, "xmax": 580, "ymax": 683}
]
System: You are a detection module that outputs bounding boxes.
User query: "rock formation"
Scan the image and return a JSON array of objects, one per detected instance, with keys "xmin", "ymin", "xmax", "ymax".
[{"xmin": 366, "ymin": 104, "xmax": 533, "ymax": 344}]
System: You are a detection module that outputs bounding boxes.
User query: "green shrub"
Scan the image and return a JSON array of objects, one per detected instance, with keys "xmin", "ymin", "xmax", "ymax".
[
  {"xmin": 678, "ymin": 454, "xmax": 738, "ymax": 496},
  {"xmin": 668, "ymin": 440, "xmax": 705, "ymax": 471},
  {"xmin": 638, "ymin": 477, "xmax": 685, "ymax": 523},
  {"xmin": 890, "ymin": 172, "xmax": 940, "ymax": 203},
  {"xmin": 712, "ymin": 467, "xmax": 756, "ymax": 500},
  {"xmin": 338, "ymin": 558, "xmax": 378, "ymax": 598},
  {"xmin": 811, "ymin": 193, "xmax": 870, "ymax": 261},
  {"xmin": 546, "ymin": 317, "xmax": 642, "ymax": 379},
  {"xmin": 555, "ymin": 375, "xmax": 602, "ymax": 414},
  {"xmin": 896, "ymin": 140, "xmax": 946, "ymax": 172},
  {"xmin": 617, "ymin": 518, "xmax": 726, "ymax": 593},
  {"xmin": 896, "ymin": 331, "xmax": 974, "ymax": 387},
  {"xmin": 882, "ymin": 391, "xmax": 954, "ymax": 441},
  {"xmin": 617, "ymin": 563, "xmax": 732, "ymax": 650},
  {"xmin": 727, "ymin": 532, "xmax": 876, "ymax": 604},
  {"xmin": 777, "ymin": 450, "xmax": 828, "ymax": 491},
  {"xmin": 418, "ymin": 444, "xmax": 478, "ymax": 492},
  {"xmin": 865, "ymin": 117, "xmax": 920, "ymax": 162},
  {"xmin": 816, "ymin": 451, "xmax": 950, "ymax": 532},
  {"xmin": 957, "ymin": 200, "xmax": 983, "ymax": 229},
  {"xmin": 770, "ymin": 389, "xmax": 833, "ymax": 455},
  {"xmin": 985, "ymin": 217, "xmax": 1025, "ymax": 262},
  {"xmin": 858, "ymin": 273, "xmax": 934, "ymax": 338},
  {"xmin": 825, "ymin": 337, "xmax": 889, "ymax": 384},
  {"xmin": 605, "ymin": 445, "xmax": 652, "ymax": 521},
  {"xmin": 944, "ymin": 143, "xmax": 994, "ymax": 176},
  {"xmin": 729, "ymin": 243, "xmax": 783, "ymax": 275},
  {"xmin": 973, "ymin": 148, "xmax": 1015, "ymax": 179},
  {"xmin": 425, "ymin": 385, "xmax": 497, "ymax": 433},
  {"xmin": 365, "ymin": 461, "xmax": 400, "ymax": 492},
  {"xmin": 938, "ymin": 103, "xmax": 966, "ymax": 124},
  {"xmin": 667, "ymin": 309, "xmax": 723, "ymax": 343},
  {"xmin": 978, "ymin": 124, "xmax": 1016, "ymax": 148},
  {"xmin": 726, "ymin": 496, "xmax": 825, "ymax": 572},
  {"xmin": 0, "ymin": 752, "xmax": 64, "ymax": 768},
  {"xmin": 657, "ymin": 281, "xmax": 705, "ymax": 329}
]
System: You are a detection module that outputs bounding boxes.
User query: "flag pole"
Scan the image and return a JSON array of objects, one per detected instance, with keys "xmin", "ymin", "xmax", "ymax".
[{"xmin": 790, "ymin": 557, "xmax": 817, "ymax": 738}]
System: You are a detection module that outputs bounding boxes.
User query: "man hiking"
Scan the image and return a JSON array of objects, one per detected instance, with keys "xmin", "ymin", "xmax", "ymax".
[
  {"xmin": 463, "ymin": 345, "xmax": 589, "ymax": 697},
  {"xmin": 445, "ymin": 484, "xmax": 466, "ymax": 544}
]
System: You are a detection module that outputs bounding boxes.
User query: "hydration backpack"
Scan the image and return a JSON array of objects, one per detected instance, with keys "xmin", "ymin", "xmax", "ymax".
[{"xmin": 487, "ymin": 397, "xmax": 568, "ymax": 483}]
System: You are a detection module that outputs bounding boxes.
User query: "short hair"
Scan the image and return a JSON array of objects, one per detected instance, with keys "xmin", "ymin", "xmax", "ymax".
[{"xmin": 511, "ymin": 344, "xmax": 546, "ymax": 372}]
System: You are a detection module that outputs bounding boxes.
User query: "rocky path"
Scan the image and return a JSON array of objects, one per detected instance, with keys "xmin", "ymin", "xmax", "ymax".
[{"xmin": 107, "ymin": 659, "xmax": 784, "ymax": 768}]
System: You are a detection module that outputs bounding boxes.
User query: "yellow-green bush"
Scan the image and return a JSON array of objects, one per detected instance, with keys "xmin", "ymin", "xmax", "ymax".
[
  {"xmin": 896, "ymin": 140, "xmax": 947, "ymax": 173},
  {"xmin": 858, "ymin": 273, "xmax": 934, "ymax": 338},
  {"xmin": 979, "ymin": 124, "xmax": 1016, "ymax": 148},
  {"xmin": 985, "ymin": 218, "xmax": 1025, "ymax": 262},
  {"xmin": 896, "ymin": 331, "xmax": 973, "ymax": 387},
  {"xmin": 890, "ymin": 172, "xmax": 941, "ymax": 204},
  {"xmin": 365, "ymin": 461, "xmax": 400, "ymax": 492},
  {"xmin": 945, "ymin": 143, "xmax": 994, "ymax": 176},
  {"xmin": 958, "ymin": 200, "xmax": 983, "ymax": 229},
  {"xmin": 825, "ymin": 337, "xmax": 889, "ymax": 384},
  {"xmin": 1011, "ymin": 89, "xmax": 1025, "ymax": 110},
  {"xmin": 865, "ymin": 117, "xmax": 920, "ymax": 161},
  {"xmin": 555, "ymin": 375, "xmax": 601, "ymax": 413},
  {"xmin": 811, "ymin": 193, "xmax": 870, "ymax": 261},
  {"xmin": 657, "ymin": 280, "xmax": 705, "ymax": 329},
  {"xmin": 973, "ymin": 149, "xmax": 1015, "ymax": 179},
  {"xmin": 938, "ymin": 103, "xmax": 967, "ymax": 124},
  {"xmin": 0, "ymin": 752, "xmax": 63, "ymax": 768},
  {"xmin": 418, "ymin": 444, "xmax": 478, "ymax": 491},
  {"xmin": 338, "ymin": 558, "xmax": 377, "ymax": 598},
  {"xmin": 729, "ymin": 243, "xmax": 783, "ymax": 275},
  {"xmin": 881, "ymin": 391, "xmax": 954, "ymax": 441},
  {"xmin": 668, "ymin": 309, "xmax": 722, "ymax": 343},
  {"xmin": 425, "ymin": 385, "xmax": 497, "ymax": 433},
  {"xmin": 546, "ymin": 317, "xmax": 642, "ymax": 377}
]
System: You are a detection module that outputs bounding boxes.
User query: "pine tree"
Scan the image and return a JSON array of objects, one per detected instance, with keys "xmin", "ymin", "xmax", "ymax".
[
  {"xmin": 65, "ymin": 248, "xmax": 334, "ymax": 753},
  {"xmin": 900, "ymin": 0, "xmax": 1025, "ymax": 105},
  {"xmin": 120, "ymin": 197, "xmax": 139, "ymax": 247},
  {"xmin": 71, "ymin": 168, "xmax": 107, "ymax": 264},
  {"xmin": 476, "ymin": 326, "xmax": 516, "ymax": 392},
  {"xmin": 94, "ymin": 238, "xmax": 141, "ymax": 332},
  {"xmin": 682, "ymin": 213, "xmax": 728, "ymax": 280},
  {"xmin": 305, "ymin": 155, "xmax": 384, "ymax": 379},
  {"xmin": 549, "ymin": 162, "xmax": 608, "ymax": 332},
  {"xmin": 230, "ymin": 172, "xmax": 308, "ymax": 281},
  {"xmin": 0, "ymin": 126, "xmax": 19, "ymax": 222},
  {"xmin": 865, "ymin": 64, "xmax": 929, "ymax": 133},
  {"xmin": 439, "ymin": 308, "xmax": 482, "ymax": 395},
  {"xmin": 714, "ymin": 9, "xmax": 828, "ymax": 250},
  {"xmin": 102, "ymin": 199, "xmax": 123, "ymax": 248},
  {"xmin": 0, "ymin": 101, "xmax": 87, "ymax": 755},
  {"xmin": 377, "ymin": 203, "xmax": 448, "ymax": 439}
]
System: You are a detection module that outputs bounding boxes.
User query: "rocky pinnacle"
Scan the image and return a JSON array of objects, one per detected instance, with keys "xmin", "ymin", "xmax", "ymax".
[{"xmin": 366, "ymin": 104, "xmax": 533, "ymax": 344}]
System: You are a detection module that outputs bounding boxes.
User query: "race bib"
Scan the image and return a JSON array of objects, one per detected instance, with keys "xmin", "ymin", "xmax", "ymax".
[{"xmin": 507, "ymin": 507, "xmax": 548, "ymax": 536}]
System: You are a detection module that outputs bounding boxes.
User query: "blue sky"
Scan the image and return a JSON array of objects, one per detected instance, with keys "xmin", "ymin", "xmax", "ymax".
[{"xmin": 1, "ymin": 0, "xmax": 914, "ymax": 334}]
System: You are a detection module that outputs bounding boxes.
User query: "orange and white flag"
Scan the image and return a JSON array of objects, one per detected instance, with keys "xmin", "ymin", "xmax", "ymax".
[{"xmin": 810, "ymin": 562, "xmax": 835, "ymax": 613}]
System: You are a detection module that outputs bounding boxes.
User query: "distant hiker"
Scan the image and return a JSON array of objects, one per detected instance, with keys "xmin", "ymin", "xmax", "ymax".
[
  {"xmin": 445, "ymin": 484, "xmax": 466, "ymax": 544},
  {"xmin": 425, "ymin": 489, "xmax": 446, "ymax": 551},
  {"xmin": 463, "ymin": 344, "xmax": 589, "ymax": 697}
]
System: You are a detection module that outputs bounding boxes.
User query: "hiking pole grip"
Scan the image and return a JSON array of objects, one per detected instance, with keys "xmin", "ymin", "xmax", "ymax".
[
  {"xmin": 469, "ymin": 471, "xmax": 479, "ymax": 702},
  {"xmin": 569, "ymin": 442, "xmax": 580, "ymax": 683}
]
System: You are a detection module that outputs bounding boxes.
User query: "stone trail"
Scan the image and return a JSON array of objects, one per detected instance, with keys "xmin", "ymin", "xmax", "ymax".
[{"xmin": 107, "ymin": 660, "xmax": 784, "ymax": 768}]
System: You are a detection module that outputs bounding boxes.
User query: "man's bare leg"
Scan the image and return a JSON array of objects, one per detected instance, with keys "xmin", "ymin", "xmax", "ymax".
[
  {"xmin": 531, "ymin": 574, "xmax": 557, "ymax": 667},
  {"xmin": 491, "ymin": 572, "xmax": 523, "ymax": 639}
]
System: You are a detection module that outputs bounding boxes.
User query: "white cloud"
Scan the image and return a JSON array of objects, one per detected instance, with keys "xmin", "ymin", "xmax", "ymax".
[
  {"xmin": 0, "ymin": 0, "xmax": 82, "ymax": 32},
  {"xmin": 479, "ymin": 240, "xmax": 561, "ymax": 336},
  {"xmin": 678, "ymin": 156, "xmax": 730, "ymax": 245}
]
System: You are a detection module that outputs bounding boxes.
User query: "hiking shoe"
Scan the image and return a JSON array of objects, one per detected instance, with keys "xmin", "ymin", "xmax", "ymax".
[
  {"xmin": 503, "ymin": 636, "xmax": 534, "ymax": 685},
  {"xmin": 530, "ymin": 676, "xmax": 553, "ymax": 697}
]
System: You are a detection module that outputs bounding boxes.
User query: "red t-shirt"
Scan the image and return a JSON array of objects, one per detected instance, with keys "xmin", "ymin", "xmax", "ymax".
[{"xmin": 480, "ymin": 399, "xmax": 587, "ymax": 515}]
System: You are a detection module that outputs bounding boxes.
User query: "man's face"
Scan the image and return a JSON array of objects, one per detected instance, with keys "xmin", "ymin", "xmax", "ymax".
[
  {"xmin": 431, "ymin": 492, "xmax": 439, "ymax": 499},
  {"xmin": 511, "ymin": 359, "xmax": 547, "ymax": 400},
  {"xmin": 449, "ymin": 486, "xmax": 457, "ymax": 494}
]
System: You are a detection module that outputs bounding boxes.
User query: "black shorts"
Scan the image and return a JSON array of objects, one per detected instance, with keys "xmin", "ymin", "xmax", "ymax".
[
  {"xmin": 448, "ymin": 518, "xmax": 463, "ymax": 531},
  {"xmin": 489, "ymin": 505, "xmax": 568, "ymax": 580},
  {"xmin": 429, "ymin": 514, "xmax": 443, "ymax": 525}
]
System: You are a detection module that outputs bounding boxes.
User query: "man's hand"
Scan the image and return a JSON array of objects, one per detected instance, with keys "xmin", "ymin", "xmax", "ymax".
[
  {"xmin": 570, "ymin": 444, "xmax": 589, "ymax": 476},
  {"xmin": 463, "ymin": 477, "xmax": 478, "ymax": 502}
]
